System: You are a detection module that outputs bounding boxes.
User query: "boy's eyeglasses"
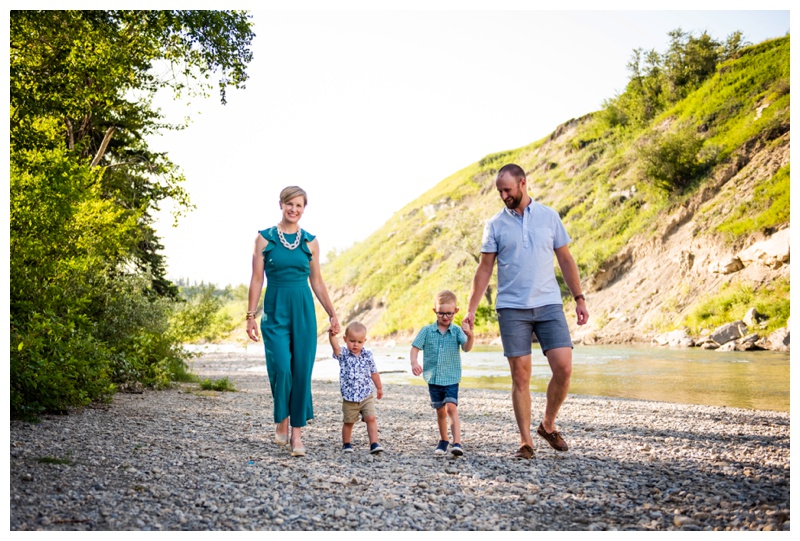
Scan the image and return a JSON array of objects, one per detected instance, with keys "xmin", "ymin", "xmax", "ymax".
[{"xmin": 435, "ymin": 312, "xmax": 455, "ymax": 318}]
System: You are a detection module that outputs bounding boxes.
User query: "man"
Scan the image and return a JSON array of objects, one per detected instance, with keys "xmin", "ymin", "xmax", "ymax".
[{"xmin": 462, "ymin": 163, "xmax": 589, "ymax": 460}]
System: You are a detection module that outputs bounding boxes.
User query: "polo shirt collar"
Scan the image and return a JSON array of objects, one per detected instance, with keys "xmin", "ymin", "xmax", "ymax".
[{"xmin": 503, "ymin": 200, "xmax": 535, "ymax": 218}]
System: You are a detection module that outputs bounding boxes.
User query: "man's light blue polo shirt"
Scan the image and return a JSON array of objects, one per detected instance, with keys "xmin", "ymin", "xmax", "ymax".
[{"xmin": 480, "ymin": 201, "xmax": 571, "ymax": 309}]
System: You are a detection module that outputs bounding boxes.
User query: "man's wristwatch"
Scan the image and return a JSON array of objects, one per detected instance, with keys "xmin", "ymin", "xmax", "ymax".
[{"xmin": 574, "ymin": 294, "xmax": 585, "ymax": 302}]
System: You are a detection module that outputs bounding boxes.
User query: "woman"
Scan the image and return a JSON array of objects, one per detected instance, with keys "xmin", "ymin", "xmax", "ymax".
[{"xmin": 246, "ymin": 186, "xmax": 340, "ymax": 457}]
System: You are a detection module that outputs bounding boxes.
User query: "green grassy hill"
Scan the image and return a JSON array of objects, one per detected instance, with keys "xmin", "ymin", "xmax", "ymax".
[{"xmin": 318, "ymin": 36, "xmax": 790, "ymax": 342}]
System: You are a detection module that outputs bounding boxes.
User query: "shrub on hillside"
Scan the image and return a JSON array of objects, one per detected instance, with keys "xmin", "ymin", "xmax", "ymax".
[{"xmin": 635, "ymin": 126, "xmax": 717, "ymax": 193}]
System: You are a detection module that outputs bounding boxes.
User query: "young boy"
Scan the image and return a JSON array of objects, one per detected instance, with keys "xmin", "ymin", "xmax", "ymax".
[
  {"xmin": 329, "ymin": 321, "xmax": 385, "ymax": 454},
  {"xmin": 410, "ymin": 290, "xmax": 474, "ymax": 456}
]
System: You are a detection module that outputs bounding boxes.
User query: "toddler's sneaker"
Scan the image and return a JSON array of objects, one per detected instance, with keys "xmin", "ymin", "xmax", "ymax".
[
  {"xmin": 370, "ymin": 442, "xmax": 384, "ymax": 454},
  {"xmin": 342, "ymin": 443, "xmax": 353, "ymax": 453},
  {"xmin": 434, "ymin": 440, "xmax": 449, "ymax": 455},
  {"xmin": 450, "ymin": 443, "xmax": 464, "ymax": 457}
]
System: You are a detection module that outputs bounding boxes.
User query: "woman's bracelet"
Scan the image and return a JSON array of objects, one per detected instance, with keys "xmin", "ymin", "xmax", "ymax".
[{"xmin": 246, "ymin": 310, "xmax": 256, "ymax": 321}]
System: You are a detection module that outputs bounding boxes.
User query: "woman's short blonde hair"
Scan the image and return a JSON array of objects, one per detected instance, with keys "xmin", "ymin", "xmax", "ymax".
[{"xmin": 280, "ymin": 186, "xmax": 308, "ymax": 206}]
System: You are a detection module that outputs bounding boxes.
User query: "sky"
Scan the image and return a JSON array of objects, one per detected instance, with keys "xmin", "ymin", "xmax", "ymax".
[{"xmin": 140, "ymin": 6, "xmax": 789, "ymax": 287}]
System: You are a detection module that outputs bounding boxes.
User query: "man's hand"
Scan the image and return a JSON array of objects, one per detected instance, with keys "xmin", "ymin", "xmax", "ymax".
[{"xmin": 576, "ymin": 299, "xmax": 589, "ymax": 325}]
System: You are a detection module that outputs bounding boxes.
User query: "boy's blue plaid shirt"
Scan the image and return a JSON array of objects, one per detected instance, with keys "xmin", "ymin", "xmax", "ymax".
[{"xmin": 411, "ymin": 322, "xmax": 467, "ymax": 385}]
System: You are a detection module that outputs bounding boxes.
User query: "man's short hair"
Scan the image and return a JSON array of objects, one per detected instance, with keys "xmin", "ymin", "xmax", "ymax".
[
  {"xmin": 345, "ymin": 321, "xmax": 367, "ymax": 337},
  {"xmin": 435, "ymin": 290, "xmax": 458, "ymax": 306},
  {"xmin": 497, "ymin": 163, "xmax": 526, "ymax": 181}
]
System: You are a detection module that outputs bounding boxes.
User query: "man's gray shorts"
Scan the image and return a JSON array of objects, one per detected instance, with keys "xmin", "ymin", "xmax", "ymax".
[{"xmin": 497, "ymin": 305, "xmax": 573, "ymax": 357}]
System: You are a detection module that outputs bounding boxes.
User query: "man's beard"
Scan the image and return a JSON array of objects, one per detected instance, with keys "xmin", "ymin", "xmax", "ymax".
[{"xmin": 504, "ymin": 193, "xmax": 523, "ymax": 209}]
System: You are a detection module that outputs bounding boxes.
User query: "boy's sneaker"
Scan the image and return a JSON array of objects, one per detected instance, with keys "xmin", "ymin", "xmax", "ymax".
[
  {"xmin": 342, "ymin": 443, "xmax": 353, "ymax": 453},
  {"xmin": 434, "ymin": 440, "xmax": 450, "ymax": 455},
  {"xmin": 450, "ymin": 443, "xmax": 464, "ymax": 457},
  {"xmin": 370, "ymin": 442, "xmax": 384, "ymax": 454}
]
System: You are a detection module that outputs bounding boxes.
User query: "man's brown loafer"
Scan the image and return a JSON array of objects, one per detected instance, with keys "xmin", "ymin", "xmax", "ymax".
[
  {"xmin": 537, "ymin": 423, "xmax": 568, "ymax": 451},
  {"xmin": 514, "ymin": 444, "xmax": 534, "ymax": 460}
]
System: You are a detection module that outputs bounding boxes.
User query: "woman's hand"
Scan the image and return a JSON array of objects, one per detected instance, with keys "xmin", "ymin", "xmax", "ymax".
[
  {"xmin": 246, "ymin": 234, "xmax": 267, "ymax": 343},
  {"xmin": 246, "ymin": 318, "xmax": 260, "ymax": 342}
]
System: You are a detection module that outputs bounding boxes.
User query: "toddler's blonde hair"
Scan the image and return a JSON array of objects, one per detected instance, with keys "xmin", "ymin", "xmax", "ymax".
[{"xmin": 345, "ymin": 321, "xmax": 367, "ymax": 337}]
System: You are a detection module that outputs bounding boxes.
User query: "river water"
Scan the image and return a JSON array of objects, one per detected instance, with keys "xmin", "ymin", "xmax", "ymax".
[
  {"xmin": 198, "ymin": 342, "xmax": 790, "ymax": 412},
  {"xmin": 310, "ymin": 343, "xmax": 790, "ymax": 413}
]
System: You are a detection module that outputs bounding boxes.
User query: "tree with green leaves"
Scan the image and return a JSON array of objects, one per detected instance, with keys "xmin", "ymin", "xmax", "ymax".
[
  {"xmin": 601, "ymin": 28, "xmax": 748, "ymax": 130},
  {"xmin": 663, "ymin": 28, "xmax": 721, "ymax": 102},
  {"xmin": 10, "ymin": 10, "xmax": 254, "ymax": 418}
]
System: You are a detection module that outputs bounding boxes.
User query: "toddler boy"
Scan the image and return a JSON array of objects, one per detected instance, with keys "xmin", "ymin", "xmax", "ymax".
[{"xmin": 329, "ymin": 322, "xmax": 384, "ymax": 454}]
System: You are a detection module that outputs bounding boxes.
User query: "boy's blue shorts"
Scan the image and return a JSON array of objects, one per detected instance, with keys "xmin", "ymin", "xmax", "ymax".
[{"xmin": 428, "ymin": 383, "xmax": 459, "ymax": 409}]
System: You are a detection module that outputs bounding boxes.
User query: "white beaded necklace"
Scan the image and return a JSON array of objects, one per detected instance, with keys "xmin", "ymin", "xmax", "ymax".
[{"xmin": 276, "ymin": 224, "xmax": 301, "ymax": 250}]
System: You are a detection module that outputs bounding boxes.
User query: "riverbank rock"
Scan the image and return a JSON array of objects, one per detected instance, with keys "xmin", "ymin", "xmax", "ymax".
[
  {"xmin": 742, "ymin": 307, "xmax": 763, "ymax": 327},
  {"xmin": 709, "ymin": 321, "xmax": 748, "ymax": 346},
  {"xmin": 695, "ymin": 334, "xmax": 713, "ymax": 347},
  {"xmin": 709, "ymin": 256, "xmax": 744, "ymax": 274},
  {"xmin": 652, "ymin": 329, "xmax": 694, "ymax": 347},
  {"xmin": 757, "ymin": 327, "xmax": 790, "ymax": 352},
  {"xmin": 734, "ymin": 333, "xmax": 762, "ymax": 351},
  {"xmin": 736, "ymin": 228, "xmax": 790, "ymax": 269}
]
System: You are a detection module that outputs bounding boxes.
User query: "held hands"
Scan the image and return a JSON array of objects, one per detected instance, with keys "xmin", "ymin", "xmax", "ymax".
[
  {"xmin": 329, "ymin": 315, "xmax": 341, "ymax": 335},
  {"xmin": 461, "ymin": 311, "xmax": 476, "ymax": 331},
  {"xmin": 328, "ymin": 325, "xmax": 341, "ymax": 356}
]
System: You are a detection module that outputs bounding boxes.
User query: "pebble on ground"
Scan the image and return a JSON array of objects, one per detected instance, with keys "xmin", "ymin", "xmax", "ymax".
[{"xmin": 10, "ymin": 353, "xmax": 790, "ymax": 531}]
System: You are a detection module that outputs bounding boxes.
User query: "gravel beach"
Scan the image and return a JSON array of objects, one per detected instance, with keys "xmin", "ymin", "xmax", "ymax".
[{"xmin": 10, "ymin": 352, "xmax": 790, "ymax": 531}]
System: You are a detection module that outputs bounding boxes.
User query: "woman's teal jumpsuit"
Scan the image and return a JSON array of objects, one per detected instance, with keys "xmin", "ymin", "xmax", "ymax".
[{"xmin": 259, "ymin": 227, "xmax": 317, "ymax": 427}]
